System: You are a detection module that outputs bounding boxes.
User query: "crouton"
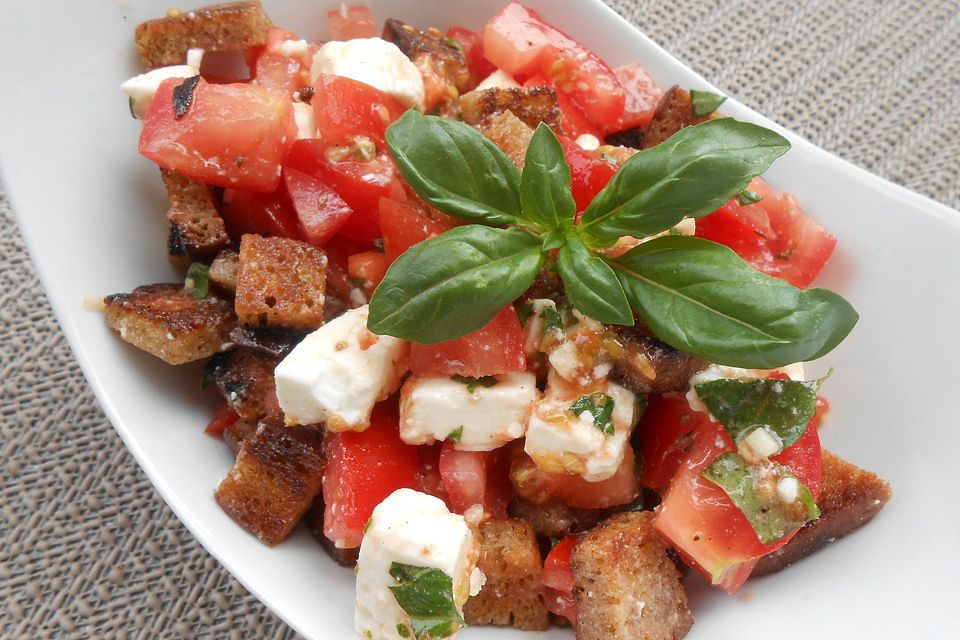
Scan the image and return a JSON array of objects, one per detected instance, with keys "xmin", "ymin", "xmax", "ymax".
[
  {"xmin": 222, "ymin": 417, "xmax": 258, "ymax": 456},
  {"xmin": 204, "ymin": 347, "xmax": 279, "ymax": 420},
  {"xmin": 134, "ymin": 1, "xmax": 272, "ymax": 69},
  {"xmin": 571, "ymin": 512, "xmax": 693, "ymax": 640},
  {"xmin": 752, "ymin": 450, "xmax": 892, "ymax": 576},
  {"xmin": 475, "ymin": 111, "xmax": 535, "ymax": 168},
  {"xmin": 161, "ymin": 169, "xmax": 231, "ymax": 263},
  {"xmin": 304, "ymin": 498, "xmax": 361, "ymax": 568},
  {"xmin": 642, "ymin": 86, "xmax": 708, "ymax": 149},
  {"xmin": 605, "ymin": 127, "xmax": 646, "ymax": 150},
  {"xmin": 103, "ymin": 283, "xmax": 234, "ymax": 365},
  {"xmin": 215, "ymin": 421, "xmax": 324, "ymax": 545},
  {"xmin": 234, "ymin": 234, "xmax": 328, "ymax": 330},
  {"xmin": 460, "ymin": 86, "xmax": 562, "ymax": 131},
  {"xmin": 509, "ymin": 498, "xmax": 606, "ymax": 538},
  {"xmin": 382, "ymin": 18, "xmax": 470, "ymax": 92},
  {"xmin": 208, "ymin": 248, "xmax": 239, "ymax": 296},
  {"xmin": 228, "ymin": 325, "xmax": 306, "ymax": 359},
  {"xmin": 464, "ymin": 519, "xmax": 550, "ymax": 631}
]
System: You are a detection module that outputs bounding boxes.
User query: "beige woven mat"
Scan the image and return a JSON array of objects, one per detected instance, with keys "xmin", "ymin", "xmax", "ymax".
[{"xmin": 3, "ymin": 1, "xmax": 958, "ymax": 638}]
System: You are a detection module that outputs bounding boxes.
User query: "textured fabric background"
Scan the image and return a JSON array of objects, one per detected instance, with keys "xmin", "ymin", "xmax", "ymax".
[{"xmin": 2, "ymin": 1, "xmax": 958, "ymax": 638}]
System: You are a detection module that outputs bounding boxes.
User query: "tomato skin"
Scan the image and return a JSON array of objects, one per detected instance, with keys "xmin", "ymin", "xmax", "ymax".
[
  {"xmin": 221, "ymin": 186, "xmax": 304, "ymax": 241},
  {"xmin": 542, "ymin": 536, "xmax": 579, "ymax": 624},
  {"xmin": 327, "ymin": 5, "xmax": 378, "ymax": 40},
  {"xmin": 409, "ymin": 305, "xmax": 526, "ymax": 377},
  {"xmin": 347, "ymin": 250, "xmax": 389, "ymax": 295},
  {"xmin": 205, "ymin": 403, "xmax": 240, "ymax": 436},
  {"xmin": 378, "ymin": 197, "xmax": 453, "ymax": 264},
  {"xmin": 321, "ymin": 399, "xmax": 419, "ymax": 548},
  {"xmin": 140, "ymin": 78, "xmax": 296, "ymax": 192},
  {"xmin": 558, "ymin": 136, "xmax": 617, "ymax": 214},
  {"xmin": 252, "ymin": 54, "xmax": 304, "ymax": 95},
  {"xmin": 446, "ymin": 26, "xmax": 497, "ymax": 82},
  {"xmin": 282, "ymin": 168, "xmax": 352, "ymax": 247},
  {"xmin": 611, "ymin": 63, "xmax": 661, "ymax": 131},
  {"xmin": 311, "ymin": 74, "xmax": 406, "ymax": 148},
  {"xmin": 636, "ymin": 393, "xmax": 711, "ymax": 492},
  {"xmin": 414, "ymin": 442, "xmax": 451, "ymax": 506},
  {"xmin": 510, "ymin": 448, "xmax": 641, "ymax": 510},
  {"xmin": 438, "ymin": 441, "xmax": 511, "ymax": 518},
  {"xmin": 523, "ymin": 75, "xmax": 604, "ymax": 140}
]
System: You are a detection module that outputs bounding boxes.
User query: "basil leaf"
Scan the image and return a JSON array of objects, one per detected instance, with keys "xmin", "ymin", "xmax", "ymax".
[
  {"xmin": 737, "ymin": 188, "xmax": 762, "ymax": 205},
  {"xmin": 543, "ymin": 305, "xmax": 564, "ymax": 335},
  {"xmin": 577, "ymin": 118, "xmax": 790, "ymax": 246},
  {"xmin": 519, "ymin": 123, "xmax": 576, "ymax": 232},
  {"xmin": 703, "ymin": 452, "xmax": 820, "ymax": 544},
  {"xmin": 186, "ymin": 262, "xmax": 210, "ymax": 299},
  {"xmin": 388, "ymin": 562, "xmax": 465, "ymax": 639},
  {"xmin": 690, "ymin": 89, "xmax": 727, "ymax": 117},
  {"xmin": 386, "ymin": 110, "xmax": 522, "ymax": 226},
  {"xmin": 450, "ymin": 375, "xmax": 498, "ymax": 394},
  {"xmin": 695, "ymin": 377, "xmax": 824, "ymax": 448},
  {"xmin": 609, "ymin": 236, "xmax": 858, "ymax": 368},
  {"xmin": 569, "ymin": 393, "xmax": 616, "ymax": 436},
  {"xmin": 368, "ymin": 225, "xmax": 544, "ymax": 343},
  {"xmin": 557, "ymin": 236, "xmax": 633, "ymax": 325},
  {"xmin": 448, "ymin": 426, "xmax": 464, "ymax": 444}
]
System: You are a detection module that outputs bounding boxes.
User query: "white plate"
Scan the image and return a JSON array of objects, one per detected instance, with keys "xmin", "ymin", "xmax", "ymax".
[{"xmin": 2, "ymin": 1, "xmax": 958, "ymax": 637}]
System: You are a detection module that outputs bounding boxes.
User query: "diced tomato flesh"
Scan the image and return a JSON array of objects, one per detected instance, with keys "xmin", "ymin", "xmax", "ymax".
[
  {"xmin": 221, "ymin": 186, "xmax": 303, "ymax": 241},
  {"xmin": 611, "ymin": 63, "xmax": 661, "ymax": 131},
  {"xmin": 282, "ymin": 168, "xmax": 351, "ymax": 247},
  {"xmin": 636, "ymin": 393, "xmax": 712, "ymax": 492},
  {"xmin": 378, "ymin": 197, "xmax": 453, "ymax": 264},
  {"xmin": 510, "ymin": 448, "xmax": 640, "ymax": 510},
  {"xmin": 438, "ymin": 441, "xmax": 511, "ymax": 518},
  {"xmin": 321, "ymin": 399, "xmax": 419, "ymax": 548},
  {"xmin": 140, "ymin": 78, "xmax": 296, "ymax": 192},
  {"xmin": 414, "ymin": 442, "xmax": 451, "ymax": 506},
  {"xmin": 204, "ymin": 403, "xmax": 240, "ymax": 436},
  {"xmin": 558, "ymin": 136, "xmax": 617, "ymax": 215},
  {"xmin": 409, "ymin": 305, "xmax": 527, "ymax": 377},
  {"xmin": 348, "ymin": 250, "xmax": 389, "ymax": 295},
  {"xmin": 252, "ymin": 54, "xmax": 304, "ymax": 95},
  {"xmin": 311, "ymin": 73, "xmax": 406, "ymax": 148},
  {"xmin": 542, "ymin": 536, "xmax": 579, "ymax": 624},
  {"xmin": 327, "ymin": 5, "xmax": 378, "ymax": 40},
  {"xmin": 524, "ymin": 75, "xmax": 604, "ymax": 140},
  {"xmin": 446, "ymin": 26, "xmax": 497, "ymax": 83}
]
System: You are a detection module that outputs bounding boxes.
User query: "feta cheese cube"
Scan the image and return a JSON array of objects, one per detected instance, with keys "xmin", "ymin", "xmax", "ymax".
[
  {"xmin": 121, "ymin": 65, "xmax": 197, "ymax": 119},
  {"xmin": 399, "ymin": 372, "xmax": 538, "ymax": 451},
  {"xmin": 576, "ymin": 134, "xmax": 600, "ymax": 151},
  {"xmin": 275, "ymin": 305, "xmax": 409, "ymax": 431},
  {"xmin": 355, "ymin": 489, "xmax": 482, "ymax": 640},
  {"xmin": 524, "ymin": 371, "xmax": 638, "ymax": 481},
  {"xmin": 686, "ymin": 362, "xmax": 806, "ymax": 414},
  {"xmin": 310, "ymin": 38, "xmax": 425, "ymax": 109},
  {"xmin": 475, "ymin": 69, "xmax": 520, "ymax": 91},
  {"xmin": 738, "ymin": 426, "xmax": 783, "ymax": 462}
]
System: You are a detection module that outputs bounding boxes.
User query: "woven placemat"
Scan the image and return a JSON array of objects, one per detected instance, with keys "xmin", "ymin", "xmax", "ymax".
[{"xmin": 3, "ymin": 1, "xmax": 958, "ymax": 638}]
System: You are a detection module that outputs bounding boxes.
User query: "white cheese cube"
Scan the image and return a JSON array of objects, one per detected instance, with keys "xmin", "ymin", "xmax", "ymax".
[
  {"xmin": 524, "ymin": 371, "xmax": 638, "ymax": 482},
  {"xmin": 475, "ymin": 69, "xmax": 520, "ymax": 91},
  {"xmin": 292, "ymin": 101, "xmax": 318, "ymax": 140},
  {"xmin": 686, "ymin": 362, "xmax": 806, "ymax": 414},
  {"xmin": 275, "ymin": 305, "xmax": 409, "ymax": 431},
  {"xmin": 355, "ymin": 489, "xmax": 482, "ymax": 640},
  {"xmin": 399, "ymin": 372, "xmax": 538, "ymax": 451},
  {"xmin": 121, "ymin": 65, "xmax": 197, "ymax": 119},
  {"xmin": 310, "ymin": 38, "xmax": 425, "ymax": 109},
  {"xmin": 576, "ymin": 134, "xmax": 600, "ymax": 151}
]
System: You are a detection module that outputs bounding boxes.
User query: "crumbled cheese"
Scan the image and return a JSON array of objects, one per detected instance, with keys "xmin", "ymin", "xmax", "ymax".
[
  {"xmin": 686, "ymin": 362, "xmax": 807, "ymax": 414},
  {"xmin": 776, "ymin": 476, "xmax": 800, "ymax": 504},
  {"xmin": 474, "ymin": 69, "xmax": 520, "ymax": 91},
  {"xmin": 185, "ymin": 47, "xmax": 204, "ymax": 71},
  {"xmin": 576, "ymin": 134, "xmax": 600, "ymax": 151},
  {"xmin": 121, "ymin": 65, "xmax": 197, "ymax": 119},
  {"xmin": 310, "ymin": 38, "xmax": 425, "ymax": 109},
  {"xmin": 292, "ymin": 101, "xmax": 318, "ymax": 140},
  {"xmin": 737, "ymin": 426, "xmax": 783, "ymax": 463}
]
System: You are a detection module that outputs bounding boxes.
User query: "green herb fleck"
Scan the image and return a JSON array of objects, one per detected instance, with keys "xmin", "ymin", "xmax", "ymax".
[
  {"xmin": 737, "ymin": 188, "xmax": 762, "ymax": 205},
  {"xmin": 350, "ymin": 276, "xmax": 367, "ymax": 289},
  {"xmin": 690, "ymin": 89, "xmax": 727, "ymax": 117},
  {"xmin": 364, "ymin": 518, "xmax": 374, "ymax": 535},
  {"xmin": 451, "ymin": 375, "xmax": 498, "ymax": 394},
  {"xmin": 448, "ymin": 426, "xmax": 464, "ymax": 444},
  {"xmin": 542, "ymin": 305, "xmax": 564, "ymax": 335},
  {"xmin": 569, "ymin": 394, "xmax": 616, "ymax": 436},
  {"xmin": 186, "ymin": 262, "xmax": 210, "ymax": 299},
  {"xmin": 396, "ymin": 623, "xmax": 411, "ymax": 638},
  {"xmin": 442, "ymin": 37, "xmax": 464, "ymax": 53},
  {"xmin": 388, "ymin": 563, "xmax": 465, "ymax": 640},
  {"xmin": 517, "ymin": 301, "xmax": 534, "ymax": 325}
]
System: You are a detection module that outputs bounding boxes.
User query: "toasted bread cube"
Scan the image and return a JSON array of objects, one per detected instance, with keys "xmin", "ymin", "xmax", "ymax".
[
  {"xmin": 460, "ymin": 86, "xmax": 562, "ymax": 130},
  {"xmin": 508, "ymin": 497, "xmax": 606, "ymax": 538},
  {"xmin": 572, "ymin": 512, "xmax": 693, "ymax": 640},
  {"xmin": 209, "ymin": 248, "xmax": 239, "ymax": 296},
  {"xmin": 235, "ymin": 234, "xmax": 328, "ymax": 330},
  {"xmin": 382, "ymin": 18, "xmax": 470, "ymax": 91},
  {"xmin": 304, "ymin": 497, "xmax": 361, "ymax": 567},
  {"xmin": 204, "ymin": 347, "xmax": 279, "ymax": 420},
  {"xmin": 222, "ymin": 417, "xmax": 258, "ymax": 456},
  {"xmin": 753, "ymin": 450, "xmax": 892, "ymax": 576},
  {"xmin": 215, "ymin": 421, "xmax": 324, "ymax": 545},
  {"xmin": 642, "ymin": 86, "xmax": 709, "ymax": 149},
  {"xmin": 161, "ymin": 169, "xmax": 231, "ymax": 263},
  {"xmin": 464, "ymin": 518, "xmax": 550, "ymax": 631},
  {"xmin": 103, "ymin": 283, "xmax": 234, "ymax": 365},
  {"xmin": 475, "ymin": 110, "xmax": 534, "ymax": 168},
  {"xmin": 134, "ymin": 1, "xmax": 272, "ymax": 69},
  {"xmin": 228, "ymin": 325, "xmax": 306, "ymax": 359}
]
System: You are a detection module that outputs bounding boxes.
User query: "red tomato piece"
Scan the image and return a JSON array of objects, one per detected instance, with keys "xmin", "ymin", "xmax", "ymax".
[
  {"xmin": 510, "ymin": 448, "xmax": 640, "ymax": 510},
  {"xmin": 140, "ymin": 78, "xmax": 296, "ymax": 192},
  {"xmin": 321, "ymin": 399, "xmax": 419, "ymax": 548},
  {"xmin": 312, "ymin": 74, "xmax": 406, "ymax": 148},
  {"xmin": 414, "ymin": 442, "xmax": 450, "ymax": 506},
  {"xmin": 348, "ymin": 250, "xmax": 389, "ymax": 295},
  {"xmin": 283, "ymin": 168, "xmax": 352, "ymax": 247},
  {"xmin": 409, "ymin": 305, "xmax": 526, "ymax": 377},
  {"xmin": 252, "ymin": 54, "xmax": 304, "ymax": 95},
  {"xmin": 483, "ymin": 2, "xmax": 625, "ymax": 124},
  {"xmin": 378, "ymin": 197, "xmax": 453, "ymax": 264},
  {"xmin": 524, "ymin": 75, "xmax": 604, "ymax": 140},
  {"xmin": 557, "ymin": 136, "xmax": 617, "ymax": 214},
  {"xmin": 245, "ymin": 26, "xmax": 299, "ymax": 73},
  {"xmin": 654, "ymin": 417, "xmax": 822, "ymax": 593},
  {"xmin": 204, "ymin": 403, "xmax": 240, "ymax": 436},
  {"xmin": 542, "ymin": 535, "xmax": 579, "ymax": 624},
  {"xmin": 286, "ymin": 140, "xmax": 405, "ymax": 245},
  {"xmin": 221, "ymin": 186, "xmax": 303, "ymax": 241},
  {"xmin": 611, "ymin": 63, "xmax": 661, "ymax": 131},
  {"xmin": 636, "ymin": 393, "xmax": 711, "ymax": 492},
  {"xmin": 438, "ymin": 441, "xmax": 511, "ymax": 518},
  {"xmin": 327, "ymin": 5, "xmax": 378, "ymax": 40},
  {"xmin": 446, "ymin": 26, "xmax": 497, "ymax": 82}
]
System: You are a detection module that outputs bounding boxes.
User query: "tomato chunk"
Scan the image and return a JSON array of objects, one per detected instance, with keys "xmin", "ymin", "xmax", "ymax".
[
  {"xmin": 140, "ymin": 78, "xmax": 296, "ymax": 192},
  {"xmin": 321, "ymin": 399, "xmax": 419, "ymax": 548},
  {"xmin": 414, "ymin": 442, "xmax": 450, "ymax": 505},
  {"xmin": 524, "ymin": 75, "xmax": 604, "ymax": 140},
  {"xmin": 483, "ymin": 2, "xmax": 625, "ymax": 124},
  {"xmin": 347, "ymin": 250, "xmax": 389, "ymax": 296},
  {"xmin": 542, "ymin": 536, "xmax": 579, "ymax": 624},
  {"xmin": 409, "ymin": 305, "xmax": 526, "ymax": 377},
  {"xmin": 438, "ymin": 441, "xmax": 511, "ymax": 518},
  {"xmin": 510, "ymin": 449, "xmax": 640, "ymax": 509},
  {"xmin": 221, "ymin": 186, "xmax": 303, "ymax": 241},
  {"xmin": 558, "ymin": 136, "xmax": 617, "ymax": 214},
  {"xmin": 446, "ymin": 26, "xmax": 497, "ymax": 82},
  {"xmin": 282, "ymin": 168, "xmax": 351, "ymax": 247},
  {"xmin": 378, "ymin": 197, "xmax": 453, "ymax": 264},
  {"xmin": 327, "ymin": 5, "xmax": 378, "ymax": 40},
  {"xmin": 611, "ymin": 63, "xmax": 661, "ymax": 131},
  {"xmin": 311, "ymin": 74, "xmax": 406, "ymax": 148},
  {"xmin": 204, "ymin": 403, "xmax": 240, "ymax": 436},
  {"xmin": 636, "ymin": 393, "xmax": 711, "ymax": 492}
]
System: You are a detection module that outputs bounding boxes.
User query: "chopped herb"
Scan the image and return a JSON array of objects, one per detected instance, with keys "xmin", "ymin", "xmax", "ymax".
[
  {"xmin": 517, "ymin": 300, "xmax": 534, "ymax": 325},
  {"xmin": 186, "ymin": 262, "xmax": 210, "ymax": 299},
  {"xmin": 548, "ymin": 536, "xmax": 561, "ymax": 548},
  {"xmin": 172, "ymin": 75, "xmax": 201, "ymax": 119},
  {"xmin": 396, "ymin": 624, "xmax": 411, "ymax": 638},
  {"xmin": 442, "ymin": 37, "xmax": 464, "ymax": 53},
  {"xmin": 668, "ymin": 227, "xmax": 683, "ymax": 236},
  {"xmin": 350, "ymin": 276, "xmax": 367, "ymax": 289},
  {"xmin": 388, "ymin": 563, "xmax": 465, "ymax": 640},
  {"xmin": 450, "ymin": 375, "xmax": 498, "ymax": 394},
  {"xmin": 542, "ymin": 305, "xmax": 563, "ymax": 335},
  {"xmin": 569, "ymin": 393, "xmax": 616, "ymax": 436},
  {"xmin": 737, "ymin": 188, "xmax": 762, "ymax": 205},
  {"xmin": 372, "ymin": 238, "xmax": 385, "ymax": 253},
  {"xmin": 448, "ymin": 426, "xmax": 464, "ymax": 444},
  {"xmin": 364, "ymin": 517, "xmax": 373, "ymax": 534},
  {"xmin": 690, "ymin": 89, "xmax": 727, "ymax": 117}
]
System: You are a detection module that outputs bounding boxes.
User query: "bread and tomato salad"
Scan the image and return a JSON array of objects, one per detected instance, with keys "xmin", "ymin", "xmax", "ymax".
[{"xmin": 104, "ymin": 2, "xmax": 891, "ymax": 638}]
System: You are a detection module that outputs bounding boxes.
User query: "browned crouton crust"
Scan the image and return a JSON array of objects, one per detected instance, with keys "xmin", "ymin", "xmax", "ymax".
[
  {"xmin": 228, "ymin": 325, "xmax": 306, "ymax": 359},
  {"xmin": 134, "ymin": 1, "xmax": 272, "ymax": 69},
  {"xmin": 609, "ymin": 323, "xmax": 705, "ymax": 395},
  {"xmin": 215, "ymin": 422, "xmax": 324, "ymax": 545},
  {"xmin": 464, "ymin": 519, "xmax": 550, "ymax": 631},
  {"xmin": 383, "ymin": 19, "xmax": 470, "ymax": 92},
  {"xmin": 509, "ymin": 498, "xmax": 606, "ymax": 538},
  {"xmin": 605, "ymin": 127, "xmax": 646, "ymax": 150},
  {"xmin": 235, "ymin": 234, "xmax": 328, "ymax": 330},
  {"xmin": 204, "ymin": 347, "xmax": 279, "ymax": 421},
  {"xmin": 642, "ymin": 86, "xmax": 708, "ymax": 149},
  {"xmin": 208, "ymin": 248, "xmax": 239, "ymax": 296},
  {"xmin": 161, "ymin": 169, "xmax": 231, "ymax": 263},
  {"xmin": 103, "ymin": 283, "xmax": 234, "ymax": 365},
  {"xmin": 571, "ymin": 512, "xmax": 693, "ymax": 640},
  {"xmin": 752, "ymin": 450, "xmax": 891, "ymax": 576},
  {"xmin": 304, "ymin": 498, "xmax": 361, "ymax": 567},
  {"xmin": 475, "ymin": 111, "xmax": 535, "ymax": 168},
  {"xmin": 460, "ymin": 86, "xmax": 562, "ymax": 131},
  {"xmin": 223, "ymin": 417, "xmax": 258, "ymax": 456}
]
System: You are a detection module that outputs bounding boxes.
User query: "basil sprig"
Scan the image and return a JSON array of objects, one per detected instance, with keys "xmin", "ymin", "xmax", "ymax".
[
  {"xmin": 388, "ymin": 562, "xmax": 465, "ymax": 639},
  {"xmin": 570, "ymin": 393, "xmax": 616, "ymax": 435},
  {"xmin": 368, "ymin": 110, "xmax": 858, "ymax": 369}
]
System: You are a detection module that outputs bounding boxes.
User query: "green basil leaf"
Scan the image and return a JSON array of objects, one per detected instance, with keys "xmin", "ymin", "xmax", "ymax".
[
  {"xmin": 609, "ymin": 236, "xmax": 858, "ymax": 368},
  {"xmin": 388, "ymin": 562, "xmax": 465, "ymax": 639},
  {"xmin": 448, "ymin": 426, "xmax": 464, "ymax": 444},
  {"xmin": 690, "ymin": 89, "xmax": 727, "ymax": 117},
  {"xmin": 737, "ymin": 188, "xmax": 762, "ymax": 205},
  {"xmin": 386, "ymin": 110, "xmax": 521, "ymax": 226},
  {"xmin": 450, "ymin": 375, "xmax": 498, "ymax": 394},
  {"xmin": 186, "ymin": 262, "xmax": 210, "ymax": 299},
  {"xmin": 368, "ymin": 225, "xmax": 544, "ymax": 343},
  {"xmin": 695, "ymin": 377, "xmax": 825, "ymax": 448},
  {"xmin": 703, "ymin": 452, "xmax": 820, "ymax": 544},
  {"xmin": 577, "ymin": 118, "xmax": 790, "ymax": 246},
  {"xmin": 519, "ymin": 123, "xmax": 576, "ymax": 232},
  {"xmin": 569, "ymin": 393, "xmax": 616, "ymax": 436},
  {"xmin": 557, "ymin": 235, "xmax": 633, "ymax": 325}
]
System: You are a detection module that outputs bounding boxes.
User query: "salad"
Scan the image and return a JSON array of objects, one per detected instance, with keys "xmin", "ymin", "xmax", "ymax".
[{"xmin": 106, "ymin": 2, "xmax": 892, "ymax": 639}]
